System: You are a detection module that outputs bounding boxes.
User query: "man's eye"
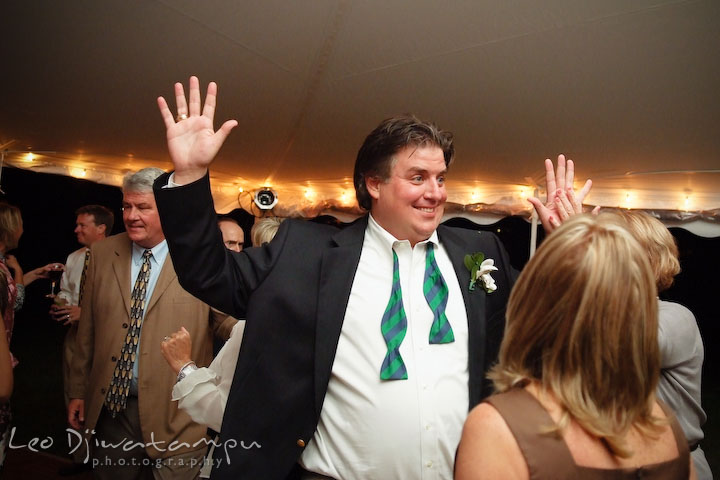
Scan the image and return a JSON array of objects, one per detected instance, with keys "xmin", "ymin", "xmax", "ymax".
[{"xmin": 438, "ymin": 177, "xmax": 446, "ymax": 185}]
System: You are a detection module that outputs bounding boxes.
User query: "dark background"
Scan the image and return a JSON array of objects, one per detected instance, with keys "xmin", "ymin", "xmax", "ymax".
[{"xmin": 2, "ymin": 166, "xmax": 718, "ymax": 472}]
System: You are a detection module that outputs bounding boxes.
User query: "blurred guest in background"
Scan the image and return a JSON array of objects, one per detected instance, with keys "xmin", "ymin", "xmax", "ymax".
[
  {"xmin": 216, "ymin": 215, "xmax": 245, "ymax": 252},
  {"xmin": 0, "ymin": 201, "xmax": 59, "ymax": 470},
  {"xmin": 0, "ymin": 270, "xmax": 12, "ymax": 404},
  {"xmin": 250, "ymin": 216, "xmax": 284, "ymax": 246},
  {"xmin": 616, "ymin": 210, "xmax": 711, "ymax": 479},
  {"xmin": 49, "ymin": 204, "xmax": 113, "ymax": 475}
]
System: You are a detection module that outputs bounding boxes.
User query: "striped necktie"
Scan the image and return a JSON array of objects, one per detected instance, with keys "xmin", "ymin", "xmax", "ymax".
[
  {"xmin": 77, "ymin": 249, "xmax": 91, "ymax": 306},
  {"xmin": 425, "ymin": 243, "xmax": 454, "ymax": 344},
  {"xmin": 380, "ymin": 249, "xmax": 408, "ymax": 380},
  {"xmin": 105, "ymin": 249, "xmax": 152, "ymax": 416}
]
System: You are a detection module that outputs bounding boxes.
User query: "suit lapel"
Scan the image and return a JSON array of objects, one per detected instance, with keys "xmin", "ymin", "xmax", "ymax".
[
  {"xmin": 145, "ymin": 255, "xmax": 176, "ymax": 315},
  {"xmin": 314, "ymin": 216, "xmax": 368, "ymax": 415},
  {"xmin": 438, "ymin": 225, "xmax": 487, "ymax": 407},
  {"xmin": 112, "ymin": 240, "xmax": 132, "ymax": 317}
]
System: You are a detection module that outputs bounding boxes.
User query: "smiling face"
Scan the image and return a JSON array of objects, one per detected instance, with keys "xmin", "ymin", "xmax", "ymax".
[
  {"xmin": 366, "ymin": 145, "xmax": 447, "ymax": 246},
  {"xmin": 74, "ymin": 213, "xmax": 106, "ymax": 247},
  {"xmin": 122, "ymin": 190, "xmax": 165, "ymax": 248}
]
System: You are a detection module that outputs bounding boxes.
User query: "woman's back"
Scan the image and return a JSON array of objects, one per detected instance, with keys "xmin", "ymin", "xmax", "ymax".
[{"xmin": 456, "ymin": 385, "xmax": 693, "ymax": 480}]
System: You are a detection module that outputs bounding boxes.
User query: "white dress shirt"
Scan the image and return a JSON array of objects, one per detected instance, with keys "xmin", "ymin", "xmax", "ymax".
[
  {"xmin": 171, "ymin": 320, "xmax": 246, "ymax": 432},
  {"xmin": 300, "ymin": 215, "xmax": 469, "ymax": 480},
  {"xmin": 57, "ymin": 247, "xmax": 88, "ymax": 305}
]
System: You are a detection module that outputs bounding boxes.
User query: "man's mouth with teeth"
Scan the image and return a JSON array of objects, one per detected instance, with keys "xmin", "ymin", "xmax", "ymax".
[{"xmin": 416, "ymin": 207, "xmax": 435, "ymax": 213}]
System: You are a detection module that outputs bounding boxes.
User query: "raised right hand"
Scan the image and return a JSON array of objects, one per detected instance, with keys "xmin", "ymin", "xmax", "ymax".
[{"xmin": 157, "ymin": 76, "xmax": 238, "ymax": 185}]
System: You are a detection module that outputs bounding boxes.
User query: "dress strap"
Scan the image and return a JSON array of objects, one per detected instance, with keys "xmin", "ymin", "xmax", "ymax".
[
  {"xmin": 656, "ymin": 398, "xmax": 691, "ymax": 475},
  {"xmin": 485, "ymin": 388, "xmax": 578, "ymax": 479}
]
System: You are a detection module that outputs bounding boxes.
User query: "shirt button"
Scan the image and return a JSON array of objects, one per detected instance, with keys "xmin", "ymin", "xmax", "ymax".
[
  {"xmin": 122, "ymin": 323, "xmax": 129, "ymax": 328},
  {"xmin": 100, "ymin": 387, "xmax": 106, "ymax": 394},
  {"xmin": 111, "ymin": 356, "xmax": 117, "ymax": 362},
  {"xmin": 426, "ymin": 461, "xmax": 433, "ymax": 468},
  {"xmin": 296, "ymin": 439, "xmax": 305, "ymax": 447},
  {"xmin": 425, "ymin": 424, "xmax": 431, "ymax": 431}
]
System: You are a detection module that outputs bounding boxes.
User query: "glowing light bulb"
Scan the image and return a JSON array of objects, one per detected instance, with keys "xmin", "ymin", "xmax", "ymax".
[
  {"xmin": 624, "ymin": 192, "xmax": 632, "ymax": 209},
  {"xmin": 70, "ymin": 168, "xmax": 87, "ymax": 178},
  {"xmin": 24, "ymin": 152, "xmax": 35, "ymax": 163}
]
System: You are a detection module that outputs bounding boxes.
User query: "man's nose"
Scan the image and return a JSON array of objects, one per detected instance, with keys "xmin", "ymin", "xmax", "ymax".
[
  {"xmin": 124, "ymin": 207, "xmax": 140, "ymax": 219},
  {"xmin": 425, "ymin": 180, "xmax": 443, "ymax": 200}
]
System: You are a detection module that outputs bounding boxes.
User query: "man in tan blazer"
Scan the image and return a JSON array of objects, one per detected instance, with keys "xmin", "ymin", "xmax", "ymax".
[{"xmin": 68, "ymin": 167, "xmax": 236, "ymax": 479}]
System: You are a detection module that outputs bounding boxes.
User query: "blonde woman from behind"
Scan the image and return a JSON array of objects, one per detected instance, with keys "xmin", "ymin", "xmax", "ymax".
[{"xmin": 455, "ymin": 214, "xmax": 695, "ymax": 479}]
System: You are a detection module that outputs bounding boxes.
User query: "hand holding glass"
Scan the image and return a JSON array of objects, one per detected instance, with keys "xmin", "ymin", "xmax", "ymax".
[{"xmin": 47, "ymin": 264, "xmax": 64, "ymax": 297}]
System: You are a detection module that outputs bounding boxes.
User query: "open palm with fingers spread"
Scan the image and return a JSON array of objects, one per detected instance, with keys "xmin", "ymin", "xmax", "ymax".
[{"xmin": 156, "ymin": 76, "xmax": 238, "ymax": 185}]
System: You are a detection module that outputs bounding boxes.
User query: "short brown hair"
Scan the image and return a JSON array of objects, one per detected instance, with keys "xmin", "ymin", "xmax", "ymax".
[
  {"xmin": 0, "ymin": 203, "xmax": 22, "ymax": 248},
  {"xmin": 353, "ymin": 115, "xmax": 454, "ymax": 210},
  {"xmin": 490, "ymin": 214, "xmax": 661, "ymax": 457},
  {"xmin": 76, "ymin": 205, "xmax": 115, "ymax": 235},
  {"xmin": 613, "ymin": 210, "xmax": 680, "ymax": 292}
]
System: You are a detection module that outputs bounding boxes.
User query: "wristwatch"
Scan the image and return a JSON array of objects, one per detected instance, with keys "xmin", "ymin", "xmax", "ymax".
[{"xmin": 176, "ymin": 361, "xmax": 198, "ymax": 383}]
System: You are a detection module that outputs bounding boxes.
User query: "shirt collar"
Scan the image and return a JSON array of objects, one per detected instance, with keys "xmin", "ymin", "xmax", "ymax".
[
  {"xmin": 367, "ymin": 213, "xmax": 439, "ymax": 250},
  {"xmin": 132, "ymin": 239, "xmax": 168, "ymax": 267}
]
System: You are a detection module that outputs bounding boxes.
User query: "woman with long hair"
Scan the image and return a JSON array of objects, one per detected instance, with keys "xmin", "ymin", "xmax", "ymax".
[
  {"xmin": 455, "ymin": 214, "xmax": 694, "ymax": 479},
  {"xmin": 0, "ymin": 202, "xmax": 57, "ymax": 469}
]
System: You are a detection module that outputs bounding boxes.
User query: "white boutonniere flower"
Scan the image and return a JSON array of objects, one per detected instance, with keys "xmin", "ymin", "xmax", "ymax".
[{"xmin": 464, "ymin": 252, "xmax": 498, "ymax": 293}]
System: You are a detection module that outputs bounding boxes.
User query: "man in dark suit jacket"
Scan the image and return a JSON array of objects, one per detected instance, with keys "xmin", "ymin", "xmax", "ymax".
[{"xmin": 153, "ymin": 77, "xmax": 591, "ymax": 479}]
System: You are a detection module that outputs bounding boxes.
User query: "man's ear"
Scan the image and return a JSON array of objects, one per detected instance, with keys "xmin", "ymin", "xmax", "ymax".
[
  {"xmin": 98, "ymin": 224, "xmax": 107, "ymax": 236},
  {"xmin": 366, "ymin": 175, "xmax": 381, "ymax": 200}
]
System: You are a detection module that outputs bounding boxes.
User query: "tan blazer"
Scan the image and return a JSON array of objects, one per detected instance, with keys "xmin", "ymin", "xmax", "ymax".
[{"xmin": 69, "ymin": 233, "xmax": 236, "ymax": 459}]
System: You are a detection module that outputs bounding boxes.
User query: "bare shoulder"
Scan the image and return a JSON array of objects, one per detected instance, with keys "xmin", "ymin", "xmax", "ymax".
[{"xmin": 455, "ymin": 402, "xmax": 528, "ymax": 480}]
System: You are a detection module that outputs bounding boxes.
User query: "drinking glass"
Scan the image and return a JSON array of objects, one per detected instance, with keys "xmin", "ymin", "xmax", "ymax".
[{"xmin": 47, "ymin": 263, "xmax": 64, "ymax": 297}]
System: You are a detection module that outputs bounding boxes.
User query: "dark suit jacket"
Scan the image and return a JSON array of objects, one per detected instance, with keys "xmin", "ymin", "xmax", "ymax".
[{"xmin": 154, "ymin": 173, "xmax": 517, "ymax": 479}]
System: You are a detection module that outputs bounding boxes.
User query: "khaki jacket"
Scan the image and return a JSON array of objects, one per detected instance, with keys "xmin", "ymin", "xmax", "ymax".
[{"xmin": 69, "ymin": 233, "xmax": 235, "ymax": 459}]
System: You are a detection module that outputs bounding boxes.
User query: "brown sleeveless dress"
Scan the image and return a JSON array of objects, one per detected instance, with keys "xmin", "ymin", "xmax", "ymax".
[{"xmin": 485, "ymin": 388, "xmax": 690, "ymax": 479}]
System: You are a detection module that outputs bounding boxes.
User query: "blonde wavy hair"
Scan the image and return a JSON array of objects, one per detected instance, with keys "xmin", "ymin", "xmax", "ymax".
[
  {"xmin": 489, "ymin": 214, "xmax": 661, "ymax": 457},
  {"xmin": 613, "ymin": 210, "xmax": 680, "ymax": 292}
]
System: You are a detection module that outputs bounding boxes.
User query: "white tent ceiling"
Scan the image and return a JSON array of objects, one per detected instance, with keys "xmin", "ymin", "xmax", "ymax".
[{"xmin": 1, "ymin": 0, "xmax": 719, "ymax": 231}]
